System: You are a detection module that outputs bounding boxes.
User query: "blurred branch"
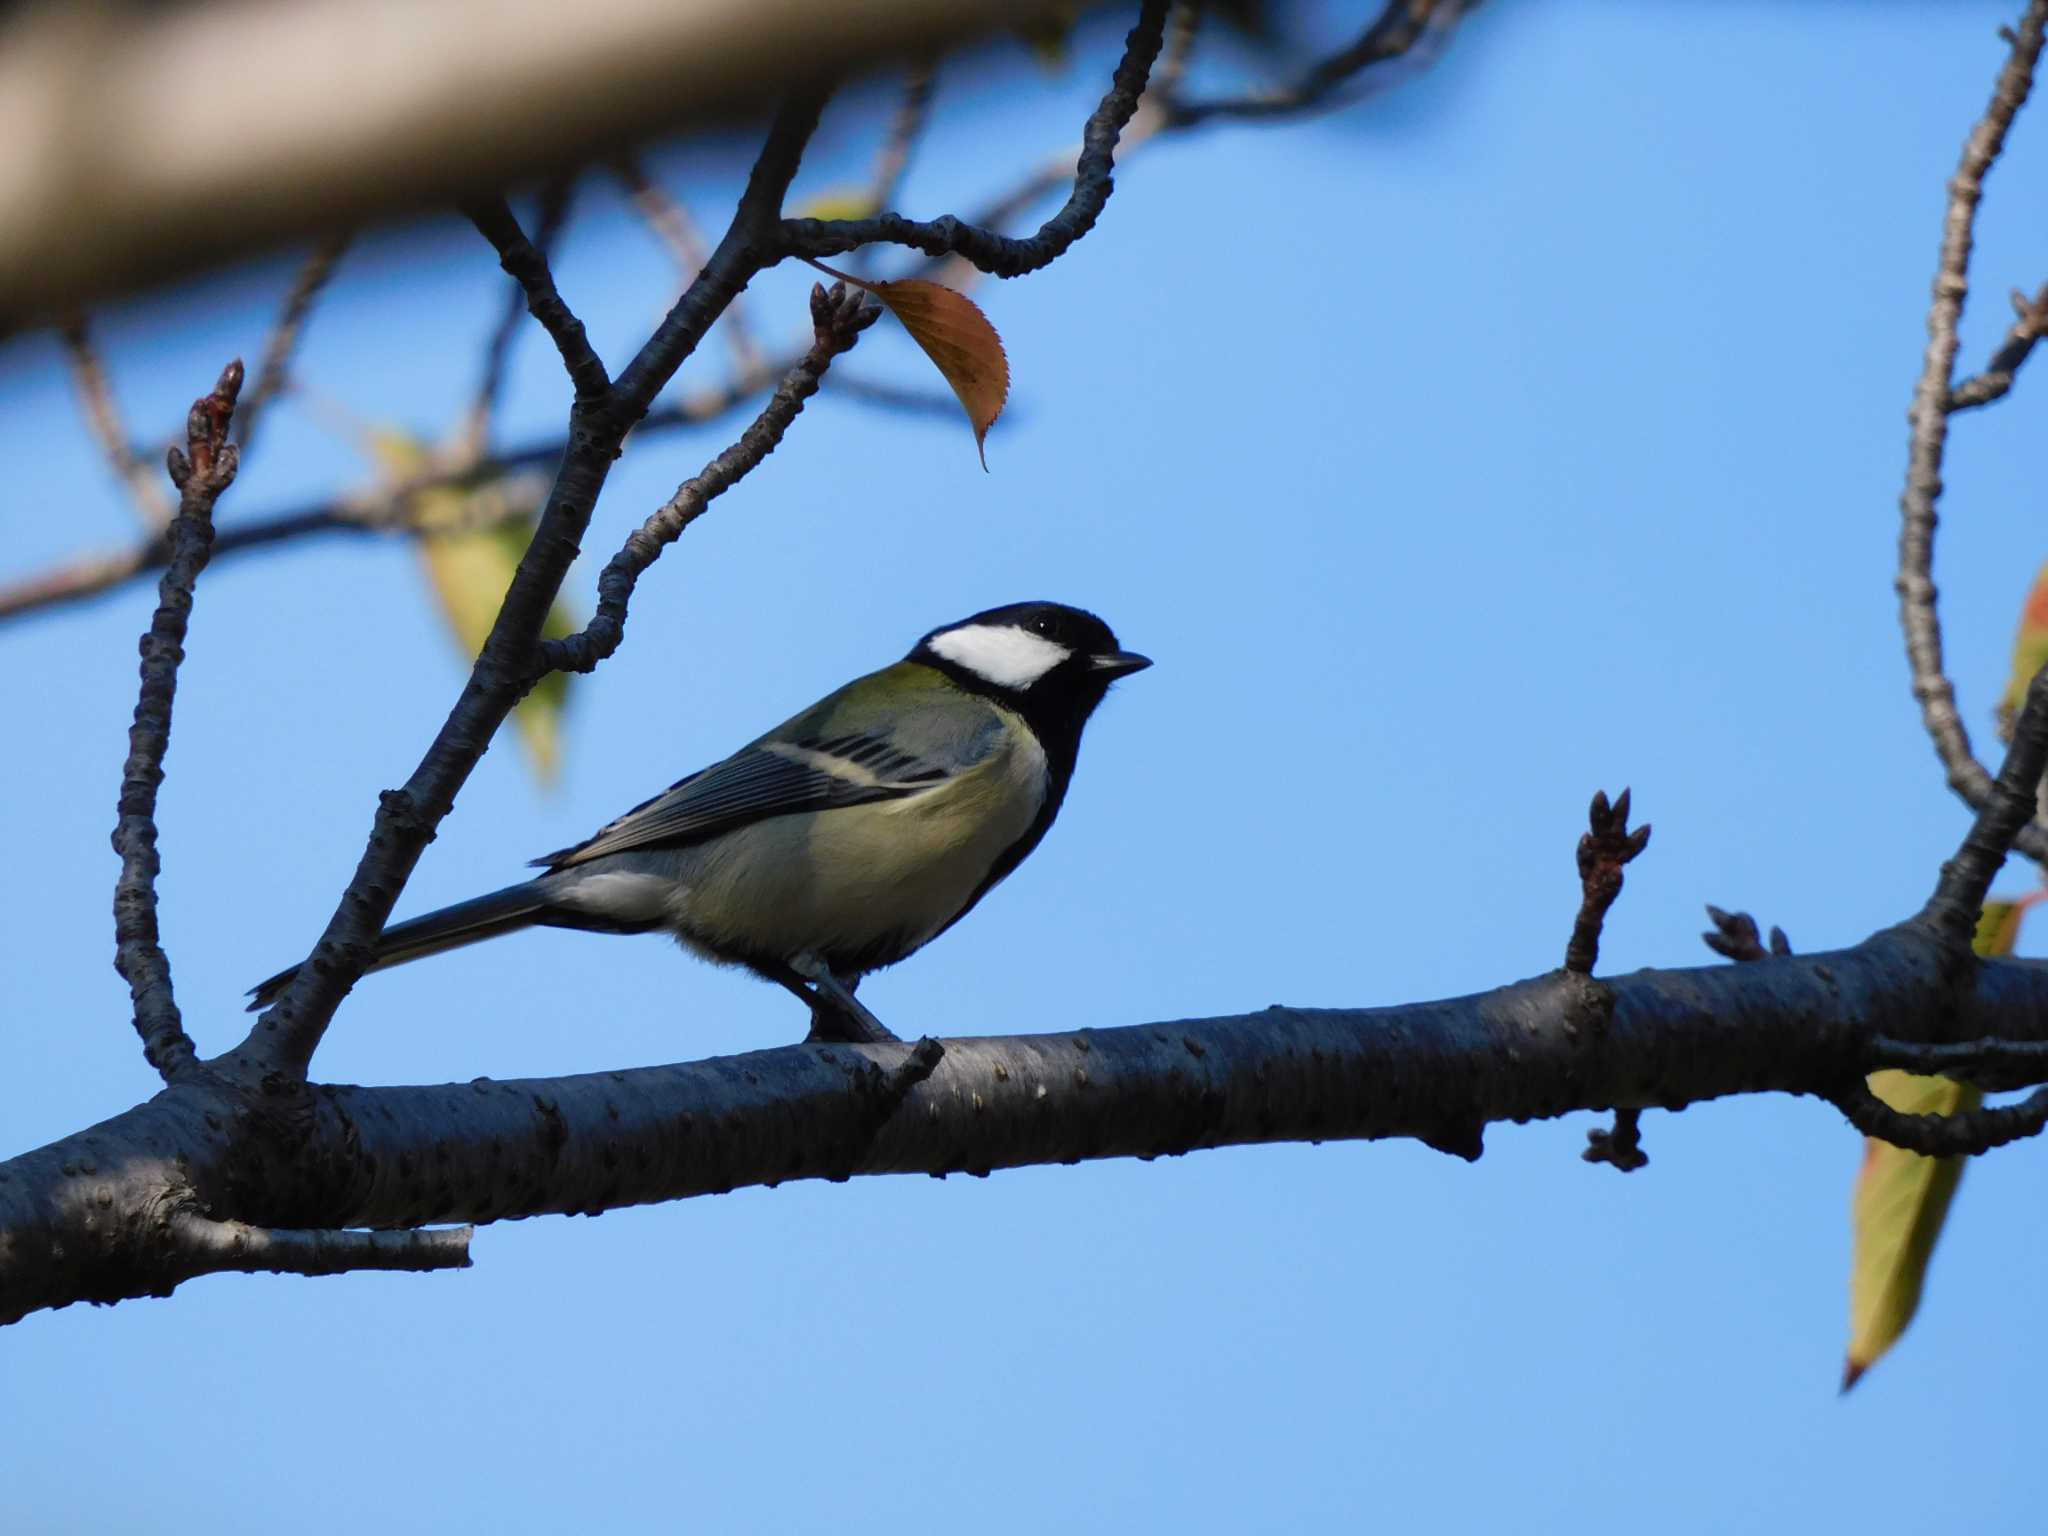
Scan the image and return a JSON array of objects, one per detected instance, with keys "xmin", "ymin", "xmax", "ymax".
[
  {"xmin": 867, "ymin": 61, "xmax": 936, "ymax": 218},
  {"xmin": 5, "ymin": 0, "xmax": 1472, "ymax": 623},
  {"xmin": 614, "ymin": 156, "xmax": 769, "ymax": 383},
  {"xmin": 1897, "ymin": 0, "xmax": 2048, "ymax": 865},
  {"xmin": 0, "ymin": 0, "xmax": 1075, "ymax": 328},
  {"xmin": 59, "ymin": 314, "xmax": 173, "ymax": 529},
  {"xmin": 236, "ymin": 235, "xmax": 351, "ymax": 457},
  {"xmin": 1159, "ymin": 0, "xmax": 1473, "ymax": 125},
  {"xmin": 113, "ymin": 359, "xmax": 244, "ymax": 1086},
  {"xmin": 0, "ymin": 361, "xmax": 962, "ymax": 626}
]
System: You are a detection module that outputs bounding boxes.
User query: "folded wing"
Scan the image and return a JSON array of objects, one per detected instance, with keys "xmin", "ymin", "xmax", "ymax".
[{"xmin": 532, "ymin": 730, "xmax": 974, "ymax": 870}]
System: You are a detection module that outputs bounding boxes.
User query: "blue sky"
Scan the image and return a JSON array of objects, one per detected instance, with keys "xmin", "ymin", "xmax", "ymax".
[{"xmin": 5, "ymin": 2, "xmax": 2047, "ymax": 1529}]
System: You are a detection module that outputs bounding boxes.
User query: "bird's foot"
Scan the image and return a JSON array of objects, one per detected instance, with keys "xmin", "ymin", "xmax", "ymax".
[{"xmin": 790, "ymin": 957, "xmax": 900, "ymax": 1044}]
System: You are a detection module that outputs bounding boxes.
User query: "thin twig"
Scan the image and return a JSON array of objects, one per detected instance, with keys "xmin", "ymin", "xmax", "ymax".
[
  {"xmin": 1868, "ymin": 1033, "xmax": 2048, "ymax": 1079},
  {"xmin": 113, "ymin": 359, "xmax": 243, "ymax": 1085},
  {"xmin": 1160, "ymin": 0, "xmax": 1467, "ymax": 125},
  {"xmin": 1582, "ymin": 1111, "xmax": 1646, "ymax": 1172},
  {"xmin": 463, "ymin": 197, "xmax": 610, "ymax": 402},
  {"xmin": 0, "ymin": 361, "xmax": 959, "ymax": 626},
  {"xmin": 867, "ymin": 61, "xmax": 936, "ymax": 218},
  {"xmin": 1563, "ymin": 788, "xmax": 1651, "ymax": 975},
  {"xmin": 168, "ymin": 1212, "xmax": 472, "ymax": 1280},
  {"xmin": 237, "ymin": 233, "xmax": 350, "ymax": 457},
  {"xmin": 1834, "ymin": 1076, "xmax": 2048, "ymax": 1157},
  {"xmin": 780, "ymin": 0, "xmax": 1169, "ymax": 277},
  {"xmin": 1948, "ymin": 280, "xmax": 2048, "ymax": 409},
  {"xmin": 1922, "ymin": 661, "xmax": 2048, "ymax": 948},
  {"xmin": 615, "ymin": 156, "xmax": 770, "ymax": 385},
  {"xmin": 1702, "ymin": 905, "xmax": 1792, "ymax": 963},
  {"xmin": 461, "ymin": 179, "xmax": 575, "ymax": 458},
  {"xmin": 59, "ymin": 313, "xmax": 173, "ymax": 528},
  {"xmin": 1896, "ymin": 1, "xmax": 2048, "ymax": 865},
  {"xmin": 542, "ymin": 283, "xmax": 879, "ymax": 675},
  {"xmin": 1562, "ymin": 787, "xmax": 1651, "ymax": 1172}
]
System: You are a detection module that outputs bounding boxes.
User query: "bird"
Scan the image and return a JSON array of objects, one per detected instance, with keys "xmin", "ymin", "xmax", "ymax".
[{"xmin": 248, "ymin": 600, "xmax": 1150, "ymax": 1042}]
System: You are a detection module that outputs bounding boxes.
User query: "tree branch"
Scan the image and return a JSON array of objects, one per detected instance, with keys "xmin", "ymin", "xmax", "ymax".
[
  {"xmin": 540, "ymin": 282, "xmax": 880, "ymax": 675},
  {"xmin": 779, "ymin": 0, "xmax": 1168, "ymax": 276},
  {"xmin": 59, "ymin": 313, "xmax": 174, "ymax": 529},
  {"xmin": 235, "ymin": 234, "xmax": 351, "ymax": 458},
  {"xmin": 111, "ymin": 360, "xmax": 244, "ymax": 1086},
  {"xmin": 1159, "ymin": 0, "xmax": 1469, "ymax": 125},
  {"xmin": 0, "ymin": 363, "xmax": 958, "ymax": 627},
  {"xmin": 239, "ymin": 96, "xmax": 827, "ymax": 1079},
  {"xmin": 1947, "ymin": 280, "xmax": 2048, "ymax": 410},
  {"xmin": 1896, "ymin": 0, "xmax": 2048, "ymax": 864},
  {"xmin": 1921, "ymin": 661, "xmax": 2048, "ymax": 946},
  {"xmin": 10, "ymin": 924, "xmax": 2048, "ymax": 1325},
  {"xmin": 463, "ymin": 198, "xmax": 610, "ymax": 402},
  {"xmin": 167, "ymin": 1214, "xmax": 473, "ymax": 1283},
  {"xmin": 463, "ymin": 181, "xmax": 575, "ymax": 453},
  {"xmin": 1567, "ymin": 787, "xmax": 1652, "ymax": 1171},
  {"xmin": 615, "ymin": 157, "xmax": 769, "ymax": 386},
  {"xmin": 0, "ymin": 0, "xmax": 1075, "ymax": 328}
]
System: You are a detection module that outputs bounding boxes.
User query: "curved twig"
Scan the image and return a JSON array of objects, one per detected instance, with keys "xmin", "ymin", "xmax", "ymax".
[
  {"xmin": 779, "ymin": 0, "xmax": 1168, "ymax": 277},
  {"xmin": 540, "ymin": 282, "xmax": 879, "ymax": 675},
  {"xmin": 1896, "ymin": 1, "xmax": 2048, "ymax": 865},
  {"xmin": 113, "ymin": 360, "xmax": 244, "ymax": 1085}
]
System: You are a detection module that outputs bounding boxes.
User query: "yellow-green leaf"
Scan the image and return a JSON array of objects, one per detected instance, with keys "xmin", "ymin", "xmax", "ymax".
[
  {"xmin": 362, "ymin": 430, "xmax": 576, "ymax": 788},
  {"xmin": 2000, "ymin": 560, "xmax": 2048, "ymax": 738},
  {"xmin": 791, "ymin": 188, "xmax": 881, "ymax": 224},
  {"xmin": 1843, "ymin": 897, "xmax": 2027, "ymax": 1390}
]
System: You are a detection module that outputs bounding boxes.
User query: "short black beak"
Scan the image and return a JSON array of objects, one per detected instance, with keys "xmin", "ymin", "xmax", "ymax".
[{"xmin": 1089, "ymin": 649, "xmax": 1152, "ymax": 679}]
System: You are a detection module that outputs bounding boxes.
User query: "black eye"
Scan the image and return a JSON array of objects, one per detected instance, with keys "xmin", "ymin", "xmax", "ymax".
[{"xmin": 1032, "ymin": 616, "xmax": 1056, "ymax": 637}]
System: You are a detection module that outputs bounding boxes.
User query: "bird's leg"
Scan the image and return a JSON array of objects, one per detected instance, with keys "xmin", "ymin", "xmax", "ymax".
[{"xmin": 787, "ymin": 954, "xmax": 900, "ymax": 1044}]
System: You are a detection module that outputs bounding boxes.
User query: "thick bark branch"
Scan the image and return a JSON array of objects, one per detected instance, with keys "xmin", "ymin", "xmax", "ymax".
[{"xmin": 7, "ymin": 928, "xmax": 2048, "ymax": 1325}]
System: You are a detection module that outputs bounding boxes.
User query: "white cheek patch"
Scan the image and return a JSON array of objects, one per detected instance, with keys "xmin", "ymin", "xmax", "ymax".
[{"xmin": 929, "ymin": 624, "xmax": 1072, "ymax": 689}]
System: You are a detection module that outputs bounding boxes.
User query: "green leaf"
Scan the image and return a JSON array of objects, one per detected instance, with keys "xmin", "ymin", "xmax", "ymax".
[{"xmin": 1842, "ymin": 898, "xmax": 2026, "ymax": 1390}]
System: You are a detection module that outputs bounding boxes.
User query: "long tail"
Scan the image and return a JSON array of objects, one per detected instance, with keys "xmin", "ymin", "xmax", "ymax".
[{"xmin": 245, "ymin": 881, "xmax": 552, "ymax": 1011}]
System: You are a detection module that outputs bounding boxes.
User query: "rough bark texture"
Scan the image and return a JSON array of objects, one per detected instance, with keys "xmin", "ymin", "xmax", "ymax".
[{"xmin": 7, "ymin": 927, "xmax": 2047, "ymax": 1324}]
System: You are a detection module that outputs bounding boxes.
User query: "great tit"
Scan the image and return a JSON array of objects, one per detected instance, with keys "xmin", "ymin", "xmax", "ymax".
[{"xmin": 248, "ymin": 600, "xmax": 1150, "ymax": 1041}]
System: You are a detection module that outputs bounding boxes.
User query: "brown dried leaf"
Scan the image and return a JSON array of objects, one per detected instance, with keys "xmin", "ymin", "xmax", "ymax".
[{"xmin": 809, "ymin": 261, "xmax": 1009, "ymax": 468}]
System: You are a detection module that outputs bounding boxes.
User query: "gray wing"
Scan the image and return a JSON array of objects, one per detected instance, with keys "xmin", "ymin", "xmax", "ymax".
[{"xmin": 532, "ymin": 730, "xmax": 981, "ymax": 870}]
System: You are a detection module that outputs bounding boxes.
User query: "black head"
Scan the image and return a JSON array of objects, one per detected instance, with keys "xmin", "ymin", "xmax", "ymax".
[{"xmin": 911, "ymin": 600, "xmax": 1150, "ymax": 762}]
